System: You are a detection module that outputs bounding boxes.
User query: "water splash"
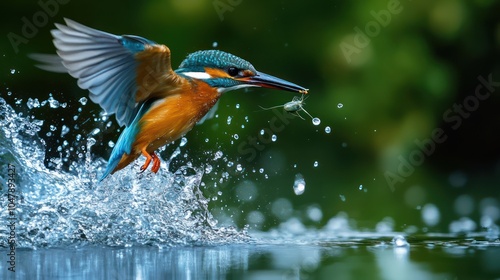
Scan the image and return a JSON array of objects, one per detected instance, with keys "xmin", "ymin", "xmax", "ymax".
[{"xmin": 0, "ymin": 97, "xmax": 247, "ymax": 248}]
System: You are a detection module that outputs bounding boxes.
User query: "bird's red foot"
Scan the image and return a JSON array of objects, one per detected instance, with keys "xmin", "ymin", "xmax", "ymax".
[
  {"xmin": 140, "ymin": 149, "xmax": 152, "ymax": 173},
  {"xmin": 151, "ymin": 152, "xmax": 161, "ymax": 173}
]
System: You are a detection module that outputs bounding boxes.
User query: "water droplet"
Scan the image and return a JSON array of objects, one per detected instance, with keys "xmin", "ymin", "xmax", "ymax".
[
  {"xmin": 259, "ymin": 168, "xmax": 264, "ymax": 173},
  {"xmin": 260, "ymin": 129, "xmax": 265, "ymax": 135},
  {"xmin": 48, "ymin": 96, "xmax": 59, "ymax": 108},
  {"xmin": 392, "ymin": 235, "xmax": 409, "ymax": 247},
  {"xmin": 235, "ymin": 103, "xmax": 240, "ymax": 109},
  {"xmin": 236, "ymin": 164, "xmax": 243, "ymax": 172},
  {"xmin": 227, "ymin": 161, "xmax": 234, "ymax": 168},
  {"xmin": 271, "ymin": 134, "xmax": 277, "ymax": 142},
  {"xmin": 342, "ymin": 142, "xmax": 348, "ymax": 148},
  {"xmin": 325, "ymin": 126, "xmax": 331, "ymax": 134},
  {"xmin": 293, "ymin": 173, "xmax": 306, "ymax": 195},
  {"xmin": 217, "ymin": 191, "xmax": 222, "ymax": 196},
  {"xmin": 313, "ymin": 161, "xmax": 319, "ymax": 167},
  {"xmin": 212, "ymin": 41, "xmax": 218, "ymax": 48},
  {"xmin": 214, "ymin": 150, "xmax": 223, "ymax": 160},
  {"xmin": 233, "ymin": 134, "xmax": 239, "ymax": 140},
  {"xmin": 91, "ymin": 128, "xmax": 100, "ymax": 135},
  {"xmin": 337, "ymin": 103, "xmax": 343, "ymax": 109},
  {"xmin": 10, "ymin": 69, "xmax": 16, "ymax": 74},
  {"xmin": 226, "ymin": 116, "xmax": 232, "ymax": 125},
  {"xmin": 179, "ymin": 137, "xmax": 188, "ymax": 147},
  {"xmin": 307, "ymin": 206, "xmax": 323, "ymax": 222},
  {"xmin": 108, "ymin": 141, "xmax": 115, "ymax": 148},
  {"xmin": 312, "ymin": 117, "xmax": 321, "ymax": 126},
  {"xmin": 26, "ymin": 98, "xmax": 40, "ymax": 109},
  {"xmin": 339, "ymin": 194, "xmax": 346, "ymax": 202},
  {"xmin": 60, "ymin": 125, "xmax": 70, "ymax": 137},
  {"xmin": 79, "ymin": 97, "xmax": 88, "ymax": 105},
  {"xmin": 49, "ymin": 125, "xmax": 57, "ymax": 131},
  {"xmin": 359, "ymin": 184, "xmax": 363, "ymax": 190}
]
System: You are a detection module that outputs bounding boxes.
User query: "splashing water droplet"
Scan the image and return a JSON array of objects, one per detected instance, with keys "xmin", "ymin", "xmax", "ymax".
[
  {"xmin": 312, "ymin": 117, "xmax": 321, "ymax": 126},
  {"xmin": 60, "ymin": 125, "xmax": 70, "ymax": 137},
  {"xmin": 339, "ymin": 194, "xmax": 346, "ymax": 202},
  {"xmin": 212, "ymin": 41, "xmax": 218, "ymax": 48},
  {"xmin": 359, "ymin": 184, "xmax": 363, "ymax": 190},
  {"xmin": 236, "ymin": 164, "xmax": 243, "ymax": 172},
  {"xmin": 91, "ymin": 128, "xmax": 100, "ymax": 136},
  {"xmin": 233, "ymin": 134, "xmax": 239, "ymax": 140},
  {"xmin": 337, "ymin": 103, "xmax": 343, "ymax": 109},
  {"xmin": 235, "ymin": 103, "xmax": 240, "ymax": 109},
  {"xmin": 313, "ymin": 161, "xmax": 319, "ymax": 167},
  {"xmin": 10, "ymin": 69, "xmax": 16, "ymax": 74},
  {"xmin": 325, "ymin": 126, "xmax": 331, "ymax": 134},
  {"xmin": 79, "ymin": 97, "xmax": 88, "ymax": 105},
  {"xmin": 108, "ymin": 141, "xmax": 115, "ymax": 148},
  {"xmin": 392, "ymin": 235, "xmax": 409, "ymax": 247},
  {"xmin": 227, "ymin": 116, "xmax": 232, "ymax": 125},
  {"xmin": 293, "ymin": 173, "xmax": 306, "ymax": 195},
  {"xmin": 271, "ymin": 134, "xmax": 277, "ymax": 142},
  {"xmin": 26, "ymin": 98, "xmax": 40, "ymax": 109},
  {"xmin": 179, "ymin": 137, "xmax": 188, "ymax": 147},
  {"xmin": 48, "ymin": 96, "xmax": 60, "ymax": 108},
  {"xmin": 259, "ymin": 168, "xmax": 264, "ymax": 173},
  {"xmin": 214, "ymin": 150, "xmax": 223, "ymax": 160},
  {"xmin": 260, "ymin": 129, "xmax": 265, "ymax": 135}
]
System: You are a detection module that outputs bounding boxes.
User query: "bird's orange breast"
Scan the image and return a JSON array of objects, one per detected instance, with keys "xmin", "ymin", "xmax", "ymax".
[{"xmin": 133, "ymin": 81, "xmax": 220, "ymax": 154}]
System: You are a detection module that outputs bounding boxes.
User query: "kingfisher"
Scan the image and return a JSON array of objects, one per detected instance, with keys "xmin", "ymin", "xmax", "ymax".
[{"xmin": 31, "ymin": 18, "xmax": 308, "ymax": 181}]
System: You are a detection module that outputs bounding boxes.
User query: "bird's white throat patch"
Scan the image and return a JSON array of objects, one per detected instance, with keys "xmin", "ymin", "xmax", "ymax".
[{"xmin": 182, "ymin": 72, "xmax": 212, "ymax": 79}]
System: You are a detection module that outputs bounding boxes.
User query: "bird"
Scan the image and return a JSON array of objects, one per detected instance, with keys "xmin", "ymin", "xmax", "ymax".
[{"xmin": 31, "ymin": 18, "xmax": 308, "ymax": 181}]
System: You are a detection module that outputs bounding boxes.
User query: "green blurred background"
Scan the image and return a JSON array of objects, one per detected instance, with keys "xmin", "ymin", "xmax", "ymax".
[{"xmin": 1, "ymin": 0, "xmax": 499, "ymax": 233}]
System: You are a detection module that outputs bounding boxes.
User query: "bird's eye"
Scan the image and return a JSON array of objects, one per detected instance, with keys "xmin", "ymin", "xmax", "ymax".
[{"xmin": 227, "ymin": 67, "xmax": 240, "ymax": 77}]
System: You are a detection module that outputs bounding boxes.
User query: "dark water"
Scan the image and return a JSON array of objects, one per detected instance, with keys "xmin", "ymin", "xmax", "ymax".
[{"xmin": 1, "ymin": 233, "xmax": 500, "ymax": 280}]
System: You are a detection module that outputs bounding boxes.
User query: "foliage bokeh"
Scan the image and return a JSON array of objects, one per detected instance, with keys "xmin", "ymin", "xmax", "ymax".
[{"xmin": 1, "ymin": 0, "xmax": 499, "ymax": 233}]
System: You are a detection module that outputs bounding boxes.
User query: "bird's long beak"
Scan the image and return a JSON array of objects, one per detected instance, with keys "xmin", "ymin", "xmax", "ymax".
[{"xmin": 241, "ymin": 71, "xmax": 308, "ymax": 94}]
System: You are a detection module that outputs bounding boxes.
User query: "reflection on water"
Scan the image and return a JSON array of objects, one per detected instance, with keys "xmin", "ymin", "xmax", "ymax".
[{"xmin": 0, "ymin": 233, "xmax": 499, "ymax": 279}]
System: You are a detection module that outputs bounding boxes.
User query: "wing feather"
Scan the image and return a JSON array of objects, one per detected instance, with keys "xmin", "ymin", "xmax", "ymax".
[{"xmin": 30, "ymin": 18, "xmax": 178, "ymax": 127}]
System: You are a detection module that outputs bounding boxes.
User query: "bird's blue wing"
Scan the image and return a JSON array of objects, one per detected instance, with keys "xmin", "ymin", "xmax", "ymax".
[{"xmin": 30, "ymin": 18, "xmax": 169, "ymax": 127}]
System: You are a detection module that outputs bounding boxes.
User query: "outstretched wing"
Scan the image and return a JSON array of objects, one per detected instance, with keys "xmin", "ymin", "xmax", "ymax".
[{"xmin": 31, "ymin": 18, "xmax": 177, "ymax": 127}]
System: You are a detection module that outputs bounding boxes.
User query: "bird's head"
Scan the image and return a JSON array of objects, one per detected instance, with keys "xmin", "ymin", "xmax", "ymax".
[{"xmin": 175, "ymin": 50, "xmax": 308, "ymax": 94}]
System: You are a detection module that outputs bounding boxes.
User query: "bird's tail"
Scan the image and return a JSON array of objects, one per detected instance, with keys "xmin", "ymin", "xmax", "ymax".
[{"xmin": 99, "ymin": 101, "xmax": 154, "ymax": 181}]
